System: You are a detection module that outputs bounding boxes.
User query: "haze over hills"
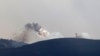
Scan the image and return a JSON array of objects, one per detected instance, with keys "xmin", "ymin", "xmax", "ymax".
[
  {"xmin": 0, "ymin": 39, "xmax": 27, "ymax": 48},
  {"xmin": 0, "ymin": 0, "xmax": 100, "ymax": 55}
]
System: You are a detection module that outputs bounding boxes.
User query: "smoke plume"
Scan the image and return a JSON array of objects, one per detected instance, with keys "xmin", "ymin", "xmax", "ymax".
[{"xmin": 12, "ymin": 22, "xmax": 64, "ymax": 44}]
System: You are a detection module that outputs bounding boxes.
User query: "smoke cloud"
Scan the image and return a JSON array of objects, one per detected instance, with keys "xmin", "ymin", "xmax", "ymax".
[
  {"xmin": 12, "ymin": 22, "xmax": 64, "ymax": 44},
  {"xmin": 13, "ymin": 23, "xmax": 33, "ymax": 43},
  {"xmin": 32, "ymin": 22, "xmax": 42, "ymax": 32},
  {"xmin": 25, "ymin": 23, "xmax": 33, "ymax": 30},
  {"xmin": 12, "ymin": 22, "xmax": 45, "ymax": 43},
  {"xmin": 75, "ymin": 32, "xmax": 91, "ymax": 39}
]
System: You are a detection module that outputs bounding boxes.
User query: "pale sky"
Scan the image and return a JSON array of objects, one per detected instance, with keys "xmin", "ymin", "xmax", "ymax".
[{"xmin": 0, "ymin": 0, "xmax": 100, "ymax": 39}]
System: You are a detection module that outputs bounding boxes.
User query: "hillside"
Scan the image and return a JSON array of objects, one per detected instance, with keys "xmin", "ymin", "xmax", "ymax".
[{"xmin": 0, "ymin": 38, "xmax": 100, "ymax": 56}]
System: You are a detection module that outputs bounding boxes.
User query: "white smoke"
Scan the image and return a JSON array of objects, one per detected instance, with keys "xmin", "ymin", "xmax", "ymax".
[
  {"xmin": 77, "ymin": 32, "xmax": 91, "ymax": 39},
  {"xmin": 47, "ymin": 32, "xmax": 64, "ymax": 39}
]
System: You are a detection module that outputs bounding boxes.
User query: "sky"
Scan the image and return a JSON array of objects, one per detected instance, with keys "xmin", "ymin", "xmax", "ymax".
[{"xmin": 0, "ymin": 0, "xmax": 100, "ymax": 39}]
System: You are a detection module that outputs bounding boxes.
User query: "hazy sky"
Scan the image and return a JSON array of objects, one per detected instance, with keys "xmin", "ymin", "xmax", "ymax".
[{"xmin": 0, "ymin": 0, "xmax": 100, "ymax": 39}]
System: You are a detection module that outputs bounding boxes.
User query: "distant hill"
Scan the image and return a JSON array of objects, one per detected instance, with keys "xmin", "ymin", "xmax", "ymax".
[
  {"xmin": 0, "ymin": 38, "xmax": 100, "ymax": 56},
  {"xmin": 0, "ymin": 39, "xmax": 27, "ymax": 48}
]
